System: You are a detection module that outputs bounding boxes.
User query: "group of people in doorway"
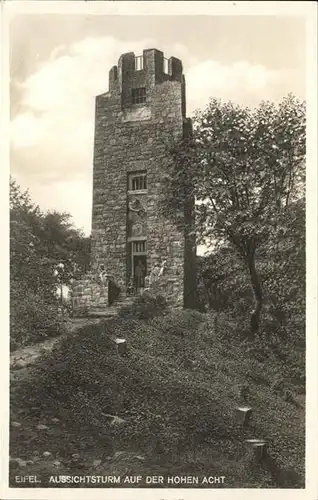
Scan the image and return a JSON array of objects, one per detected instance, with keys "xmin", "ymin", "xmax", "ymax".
[
  {"xmin": 127, "ymin": 259, "xmax": 167, "ymax": 295},
  {"xmin": 127, "ymin": 260, "xmax": 146, "ymax": 295},
  {"xmin": 98, "ymin": 260, "xmax": 167, "ymax": 296}
]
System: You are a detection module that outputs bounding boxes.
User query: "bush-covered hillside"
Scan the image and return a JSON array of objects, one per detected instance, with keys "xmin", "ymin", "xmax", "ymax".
[{"xmin": 11, "ymin": 308, "xmax": 305, "ymax": 488}]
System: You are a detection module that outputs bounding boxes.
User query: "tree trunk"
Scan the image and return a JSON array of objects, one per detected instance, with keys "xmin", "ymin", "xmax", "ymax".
[{"xmin": 247, "ymin": 254, "xmax": 262, "ymax": 336}]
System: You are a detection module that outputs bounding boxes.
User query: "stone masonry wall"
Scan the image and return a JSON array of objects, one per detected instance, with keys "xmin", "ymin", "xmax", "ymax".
[
  {"xmin": 90, "ymin": 48, "xmax": 196, "ymax": 308},
  {"xmin": 70, "ymin": 273, "xmax": 109, "ymax": 316}
]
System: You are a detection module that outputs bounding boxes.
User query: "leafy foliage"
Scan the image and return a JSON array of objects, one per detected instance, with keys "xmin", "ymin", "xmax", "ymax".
[
  {"xmin": 118, "ymin": 291, "xmax": 168, "ymax": 321},
  {"xmin": 197, "ymin": 198, "xmax": 305, "ymax": 345},
  {"xmin": 162, "ymin": 95, "xmax": 306, "ymax": 334},
  {"xmin": 10, "ymin": 288, "xmax": 66, "ymax": 350},
  {"xmin": 10, "ymin": 178, "xmax": 90, "ymax": 348}
]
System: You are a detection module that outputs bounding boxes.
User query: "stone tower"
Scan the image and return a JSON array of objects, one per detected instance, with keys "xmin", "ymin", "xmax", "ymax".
[{"xmin": 90, "ymin": 48, "xmax": 196, "ymax": 308}]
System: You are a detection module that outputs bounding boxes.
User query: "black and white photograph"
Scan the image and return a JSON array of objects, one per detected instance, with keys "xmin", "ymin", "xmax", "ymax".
[{"xmin": 2, "ymin": 1, "xmax": 317, "ymax": 498}]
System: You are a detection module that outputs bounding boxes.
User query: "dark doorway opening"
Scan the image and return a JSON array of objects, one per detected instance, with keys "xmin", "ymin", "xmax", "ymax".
[
  {"xmin": 133, "ymin": 255, "xmax": 147, "ymax": 290},
  {"xmin": 108, "ymin": 279, "xmax": 121, "ymax": 306}
]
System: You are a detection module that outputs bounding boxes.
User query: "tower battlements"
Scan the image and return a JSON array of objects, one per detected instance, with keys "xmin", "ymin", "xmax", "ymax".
[
  {"xmin": 109, "ymin": 49, "xmax": 183, "ymax": 90},
  {"xmin": 108, "ymin": 49, "xmax": 185, "ymax": 114}
]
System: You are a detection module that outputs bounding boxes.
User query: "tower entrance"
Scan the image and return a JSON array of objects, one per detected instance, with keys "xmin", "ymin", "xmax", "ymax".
[
  {"xmin": 133, "ymin": 255, "xmax": 147, "ymax": 289},
  {"xmin": 130, "ymin": 239, "xmax": 147, "ymax": 290}
]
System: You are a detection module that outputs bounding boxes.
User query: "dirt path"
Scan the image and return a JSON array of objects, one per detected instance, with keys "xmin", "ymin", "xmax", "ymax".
[
  {"xmin": 11, "ymin": 336, "xmax": 60, "ymax": 368},
  {"xmin": 10, "ymin": 318, "xmax": 104, "ymax": 383},
  {"xmin": 9, "ymin": 317, "xmax": 127, "ymax": 484}
]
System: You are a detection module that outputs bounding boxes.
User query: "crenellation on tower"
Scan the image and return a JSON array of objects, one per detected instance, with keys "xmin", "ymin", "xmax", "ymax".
[
  {"xmin": 169, "ymin": 56, "xmax": 183, "ymax": 81},
  {"xmin": 181, "ymin": 75, "xmax": 187, "ymax": 118},
  {"xmin": 108, "ymin": 65, "xmax": 118, "ymax": 91},
  {"xmin": 106, "ymin": 49, "xmax": 184, "ymax": 109}
]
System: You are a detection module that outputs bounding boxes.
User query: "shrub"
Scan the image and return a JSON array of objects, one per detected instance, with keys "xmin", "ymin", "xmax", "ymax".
[
  {"xmin": 10, "ymin": 288, "xmax": 66, "ymax": 350},
  {"xmin": 118, "ymin": 290, "xmax": 168, "ymax": 320},
  {"xmin": 150, "ymin": 309, "xmax": 205, "ymax": 338}
]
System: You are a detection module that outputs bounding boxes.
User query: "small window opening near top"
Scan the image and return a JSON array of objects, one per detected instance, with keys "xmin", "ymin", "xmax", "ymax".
[
  {"xmin": 129, "ymin": 172, "xmax": 147, "ymax": 191},
  {"xmin": 132, "ymin": 87, "xmax": 146, "ymax": 105},
  {"xmin": 135, "ymin": 56, "xmax": 144, "ymax": 71},
  {"xmin": 132, "ymin": 240, "xmax": 147, "ymax": 253}
]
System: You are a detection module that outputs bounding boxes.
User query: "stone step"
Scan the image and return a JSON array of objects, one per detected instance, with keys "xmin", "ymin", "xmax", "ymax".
[
  {"xmin": 87, "ymin": 310, "xmax": 118, "ymax": 318},
  {"xmin": 88, "ymin": 297, "xmax": 135, "ymax": 317}
]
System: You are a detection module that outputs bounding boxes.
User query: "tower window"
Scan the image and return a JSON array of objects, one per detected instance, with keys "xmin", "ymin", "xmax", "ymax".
[
  {"xmin": 128, "ymin": 172, "xmax": 147, "ymax": 191},
  {"xmin": 132, "ymin": 87, "xmax": 146, "ymax": 105},
  {"xmin": 132, "ymin": 240, "xmax": 147, "ymax": 253}
]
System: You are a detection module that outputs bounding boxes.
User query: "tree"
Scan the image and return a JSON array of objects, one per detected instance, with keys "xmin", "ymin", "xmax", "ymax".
[
  {"xmin": 10, "ymin": 178, "xmax": 91, "ymax": 347},
  {"xmin": 260, "ymin": 197, "xmax": 305, "ymax": 342},
  {"xmin": 10, "ymin": 178, "xmax": 91, "ymax": 294},
  {"xmin": 10, "ymin": 178, "xmax": 54, "ymax": 298},
  {"xmin": 162, "ymin": 95, "xmax": 306, "ymax": 335},
  {"xmin": 35, "ymin": 210, "xmax": 91, "ymax": 285},
  {"xmin": 196, "ymin": 197, "xmax": 305, "ymax": 344}
]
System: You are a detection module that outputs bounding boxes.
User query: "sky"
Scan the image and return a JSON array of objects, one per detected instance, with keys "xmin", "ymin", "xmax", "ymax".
[{"xmin": 10, "ymin": 13, "xmax": 306, "ymax": 239}]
